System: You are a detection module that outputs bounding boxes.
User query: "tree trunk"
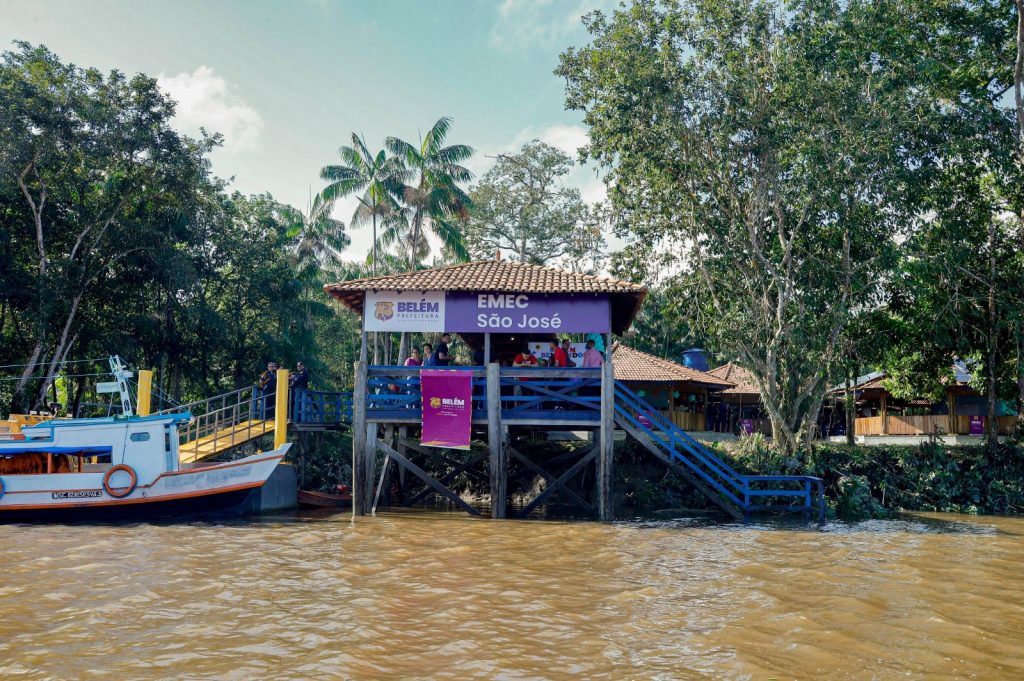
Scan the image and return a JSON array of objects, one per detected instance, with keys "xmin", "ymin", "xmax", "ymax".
[
  {"xmin": 1017, "ymin": 324, "xmax": 1024, "ymax": 435},
  {"xmin": 845, "ymin": 364, "xmax": 855, "ymax": 446},
  {"xmin": 1014, "ymin": 0, "xmax": 1024, "ymax": 435},
  {"xmin": 987, "ymin": 219, "xmax": 999, "ymax": 452}
]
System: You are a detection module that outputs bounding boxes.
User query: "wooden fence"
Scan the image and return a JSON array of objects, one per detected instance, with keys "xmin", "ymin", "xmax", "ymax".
[{"xmin": 856, "ymin": 414, "xmax": 1019, "ymax": 436}]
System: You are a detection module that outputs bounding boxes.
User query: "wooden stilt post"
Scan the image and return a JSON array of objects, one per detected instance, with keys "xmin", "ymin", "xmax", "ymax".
[
  {"xmin": 363, "ymin": 422, "xmax": 378, "ymax": 515},
  {"xmin": 598, "ymin": 346, "xmax": 615, "ymax": 520},
  {"xmin": 948, "ymin": 388, "xmax": 958, "ymax": 434},
  {"xmin": 352, "ymin": 360, "xmax": 367, "ymax": 516},
  {"xmin": 880, "ymin": 392, "xmax": 889, "ymax": 435},
  {"xmin": 487, "ymin": 361, "xmax": 506, "ymax": 518}
]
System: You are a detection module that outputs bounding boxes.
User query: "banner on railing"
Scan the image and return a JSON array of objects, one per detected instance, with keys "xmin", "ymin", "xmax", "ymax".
[{"xmin": 420, "ymin": 369, "xmax": 473, "ymax": 449}]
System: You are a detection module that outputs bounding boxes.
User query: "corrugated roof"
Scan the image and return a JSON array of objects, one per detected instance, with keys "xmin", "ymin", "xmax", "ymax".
[
  {"xmin": 324, "ymin": 259, "xmax": 648, "ymax": 335},
  {"xmin": 612, "ymin": 344, "xmax": 734, "ymax": 389},
  {"xmin": 706, "ymin": 362, "xmax": 762, "ymax": 396},
  {"xmin": 827, "ymin": 364, "xmax": 974, "ymax": 394}
]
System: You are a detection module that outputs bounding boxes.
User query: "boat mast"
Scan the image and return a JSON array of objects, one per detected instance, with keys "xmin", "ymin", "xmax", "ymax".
[{"xmin": 108, "ymin": 355, "xmax": 135, "ymax": 417}]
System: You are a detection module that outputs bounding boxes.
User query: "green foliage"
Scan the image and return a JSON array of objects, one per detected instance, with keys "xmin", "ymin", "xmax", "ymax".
[
  {"xmin": 726, "ymin": 438, "xmax": 1024, "ymax": 519},
  {"xmin": 463, "ymin": 139, "xmax": 602, "ymax": 270},
  {"xmin": 0, "ymin": 43, "xmax": 354, "ymax": 414}
]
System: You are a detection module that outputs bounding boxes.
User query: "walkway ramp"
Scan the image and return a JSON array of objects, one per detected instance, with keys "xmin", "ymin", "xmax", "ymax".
[
  {"xmin": 613, "ymin": 381, "xmax": 824, "ymax": 520},
  {"xmin": 178, "ymin": 418, "xmax": 273, "ymax": 463},
  {"xmin": 161, "ymin": 387, "xmax": 275, "ymax": 463}
]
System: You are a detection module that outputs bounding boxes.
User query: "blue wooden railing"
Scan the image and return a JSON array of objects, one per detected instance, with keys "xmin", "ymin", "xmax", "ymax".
[
  {"xmin": 289, "ymin": 389, "xmax": 353, "ymax": 425},
  {"xmin": 360, "ymin": 365, "xmax": 603, "ymax": 422}
]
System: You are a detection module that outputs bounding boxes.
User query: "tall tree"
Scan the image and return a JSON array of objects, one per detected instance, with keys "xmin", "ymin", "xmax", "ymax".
[
  {"xmin": 557, "ymin": 0, "xmax": 935, "ymax": 453},
  {"xmin": 463, "ymin": 140, "xmax": 602, "ymax": 269},
  {"xmin": 319, "ymin": 133, "xmax": 401, "ymax": 274},
  {"xmin": 0, "ymin": 42, "xmax": 211, "ymax": 408}
]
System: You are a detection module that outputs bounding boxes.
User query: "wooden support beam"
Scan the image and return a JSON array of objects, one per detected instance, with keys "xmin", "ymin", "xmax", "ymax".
[
  {"xmin": 375, "ymin": 439, "xmax": 481, "ymax": 515},
  {"xmin": 518, "ymin": 448, "xmax": 598, "ymax": 517},
  {"xmin": 487, "ymin": 362, "xmax": 507, "ymax": 518},
  {"xmin": 597, "ymin": 355, "xmax": 615, "ymax": 520},
  {"xmin": 403, "ymin": 452, "xmax": 488, "ymax": 507},
  {"xmin": 397, "ymin": 426, "xmax": 407, "ymax": 501},
  {"xmin": 508, "ymin": 445, "xmax": 592, "ymax": 511},
  {"xmin": 351, "ymin": 360, "xmax": 368, "ymax": 516},
  {"xmin": 372, "ymin": 453, "xmax": 390, "ymax": 514},
  {"xmin": 397, "ymin": 438, "xmax": 489, "ymax": 481}
]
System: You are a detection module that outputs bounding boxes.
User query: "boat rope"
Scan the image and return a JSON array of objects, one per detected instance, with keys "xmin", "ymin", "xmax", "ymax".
[
  {"xmin": 0, "ymin": 372, "xmax": 111, "ymax": 382},
  {"xmin": 0, "ymin": 357, "xmax": 108, "ymax": 370}
]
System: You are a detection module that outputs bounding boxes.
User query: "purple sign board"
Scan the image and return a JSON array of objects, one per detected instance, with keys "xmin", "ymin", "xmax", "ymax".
[
  {"xmin": 969, "ymin": 415, "xmax": 984, "ymax": 435},
  {"xmin": 444, "ymin": 292, "xmax": 610, "ymax": 334}
]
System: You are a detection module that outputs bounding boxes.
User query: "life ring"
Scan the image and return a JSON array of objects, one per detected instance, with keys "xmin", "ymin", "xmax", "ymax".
[{"xmin": 103, "ymin": 464, "xmax": 138, "ymax": 499}]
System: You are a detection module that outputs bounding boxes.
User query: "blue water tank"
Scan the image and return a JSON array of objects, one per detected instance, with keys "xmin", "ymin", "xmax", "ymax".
[{"xmin": 681, "ymin": 348, "xmax": 710, "ymax": 371}]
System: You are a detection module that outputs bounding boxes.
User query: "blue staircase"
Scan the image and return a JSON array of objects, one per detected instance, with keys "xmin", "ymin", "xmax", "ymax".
[{"xmin": 613, "ymin": 381, "xmax": 825, "ymax": 521}]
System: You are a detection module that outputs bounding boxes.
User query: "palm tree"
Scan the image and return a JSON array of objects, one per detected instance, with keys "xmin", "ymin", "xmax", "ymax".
[
  {"xmin": 281, "ymin": 193, "xmax": 349, "ymax": 280},
  {"xmin": 279, "ymin": 196, "xmax": 350, "ymax": 366},
  {"xmin": 319, "ymin": 133, "xmax": 403, "ymax": 274},
  {"xmin": 385, "ymin": 116, "xmax": 474, "ymax": 271}
]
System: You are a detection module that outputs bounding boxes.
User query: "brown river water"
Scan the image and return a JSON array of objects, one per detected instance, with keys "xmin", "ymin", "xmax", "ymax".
[{"xmin": 1, "ymin": 510, "xmax": 1022, "ymax": 680}]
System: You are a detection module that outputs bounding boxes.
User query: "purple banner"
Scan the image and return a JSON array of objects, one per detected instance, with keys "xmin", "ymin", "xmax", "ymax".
[
  {"xmin": 969, "ymin": 415, "xmax": 984, "ymax": 435},
  {"xmin": 444, "ymin": 292, "xmax": 610, "ymax": 333},
  {"xmin": 420, "ymin": 370, "xmax": 473, "ymax": 449}
]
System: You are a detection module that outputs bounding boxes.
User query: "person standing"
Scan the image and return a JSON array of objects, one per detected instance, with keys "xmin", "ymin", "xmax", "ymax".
[
  {"xmin": 550, "ymin": 339, "xmax": 569, "ymax": 368},
  {"xmin": 434, "ymin": 333, "xmax": 452, "ymax": 366},
  {"xmin": 421, "ymin": 343, "xmax": 435, "ymax": 366},
  {"xmin": 582, "ymin": 340, "xmax": 604, "ymax": 368},
  {"xmin": 561, "ymin": 338, "xmax": 576, "ymax": 367},
  {"xmin": 258, "ymin": 361, "xmax": 278, "ymax": 418},
  {"xmin": 290, "ymin": 361, "xmax": 310, "ymax": 390},
  {"xmin": 404, "ymin": 348, "xmax": 422, "ymax": 367}
]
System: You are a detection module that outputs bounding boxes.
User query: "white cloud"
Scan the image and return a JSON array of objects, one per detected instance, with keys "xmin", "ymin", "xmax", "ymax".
[
  {"xmin": 490, "ymin": 0, "xmax": 617, "ymax": 50},
  {"xmin": 158, "ymin": 66, "xmax": 264, "ymax": 153}
]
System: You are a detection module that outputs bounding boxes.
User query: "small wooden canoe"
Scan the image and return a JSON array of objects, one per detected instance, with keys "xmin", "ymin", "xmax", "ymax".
[{"xmin": 297, "ymin": 486, "xmax": 351, "ymax": 509}]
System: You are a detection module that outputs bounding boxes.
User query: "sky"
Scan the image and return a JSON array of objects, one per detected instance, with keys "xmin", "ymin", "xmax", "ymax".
[{"xmin": 0, "ymin": 0, "xmax": 617, "ymax": 261}]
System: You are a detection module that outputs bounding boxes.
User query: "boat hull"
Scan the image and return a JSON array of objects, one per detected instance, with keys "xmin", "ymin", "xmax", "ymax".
[
  {"xmin": 0, "ymin": 446, "xmax": 289, "ymax": 523},
  {"xmin": 0, "ymin": 487, "xmax": 257, "ymax": 523}
]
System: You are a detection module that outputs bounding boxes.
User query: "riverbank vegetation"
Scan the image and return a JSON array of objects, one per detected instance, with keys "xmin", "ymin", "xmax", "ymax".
[
  {"xmin": 558, "ymin": 0, "xmax": 1024, "ymax": 453},
  {"xmin": 3, "ymin": 2, "xmax": 1024, "ymax": 496}
]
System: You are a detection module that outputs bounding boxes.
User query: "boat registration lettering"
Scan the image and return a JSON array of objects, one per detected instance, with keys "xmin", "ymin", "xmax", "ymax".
[{"xmin": 52, "ymin": 491, "xmax": 103, "ymax": 499}]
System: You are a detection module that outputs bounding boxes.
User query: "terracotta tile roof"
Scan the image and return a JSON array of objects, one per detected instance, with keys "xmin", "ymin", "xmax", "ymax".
[
  {"xmin": 325, "ymin": 259, "xmax": 644, "ymax": 295},
  {"xmin": 324, "ymin": 259, "xmax": 648, "ymax": 335},
  {"xmin": 706, "ymin": 362, "xmax": 761, "ymax": 396},
  {"xmin": 612, "ymin": 343, "xmax": 734, "ymax": 389}
]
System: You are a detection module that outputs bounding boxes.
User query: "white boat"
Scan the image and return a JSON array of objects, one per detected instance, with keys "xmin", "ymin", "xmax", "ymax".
[{"xmin": 0, "ymin": 358, "xmax": 288, "ymax": 522}]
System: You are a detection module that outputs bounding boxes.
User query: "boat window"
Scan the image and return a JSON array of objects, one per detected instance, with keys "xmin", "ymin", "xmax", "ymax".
[{"xmin": 130, "ymin": 432, "xmax": 151, "ymax": 442}]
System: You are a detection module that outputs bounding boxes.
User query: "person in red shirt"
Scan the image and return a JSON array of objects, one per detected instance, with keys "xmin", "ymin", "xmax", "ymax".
[{"xmin": 549, "ymin": 338, "xmax": 569, "ymax": 368}]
